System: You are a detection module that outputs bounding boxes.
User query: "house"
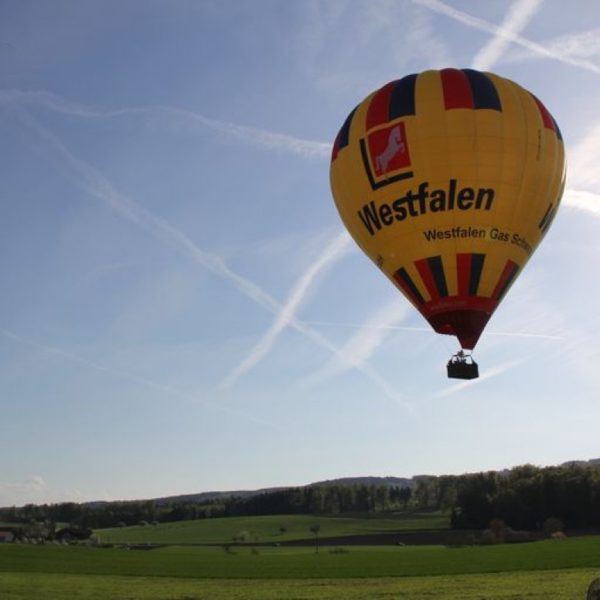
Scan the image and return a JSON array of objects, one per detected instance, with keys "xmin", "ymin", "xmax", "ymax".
[{"xmin": 0, "ymin": 531, "xmax": 14, "ymax": 543}]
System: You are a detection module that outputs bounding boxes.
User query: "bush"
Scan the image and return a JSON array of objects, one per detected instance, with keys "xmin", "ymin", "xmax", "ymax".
[
  {"xmin": 480, "ymin": 530, "xmax": 496, "ymax": 545},
  {"xmin": 489, "ymin": 519, "xmax": 506, "ymax": 543},
  {"xmin": 232, "ymin": 530, "xmax": 250, "ymax": 542},
  {"xmin": 543, "ymin": 517, "xmax": 564, "ymax": 537}
]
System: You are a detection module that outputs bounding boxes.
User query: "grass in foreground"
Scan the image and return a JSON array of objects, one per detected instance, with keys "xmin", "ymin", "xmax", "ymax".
[
  {"xmin": 96, "ymin": 512, "xmax": 449, "ymax": 545},
  {"xmin": 1, "ymin": 569, "xmax": 599, "ymax": 599},
  {"xmin": 2, "ymin": 537, "xmax": 600, "ymax": 580}
]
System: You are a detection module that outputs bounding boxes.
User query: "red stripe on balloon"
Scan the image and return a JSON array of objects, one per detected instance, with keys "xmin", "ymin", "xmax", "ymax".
[
  {"xmin": 366, "ymin": 81, "xmax": 396, "ymax": 131},
  {"xmin": 491, "ymin": 260, "xmax": 519, "ymax": 301},
  {"xmin": 531, "ymin": 94, "xmax": 557, "ymax": 134},
  {"xmin": 441, "ymin": 68, "xmax": 474, "ymax": 110},
  {"xmin": 456, "ymin": 253, "xmax": 472, "ymax": 297},
  {"xmin": 415, "ymin": 258, "xmax": 439, "ymax": 301}
]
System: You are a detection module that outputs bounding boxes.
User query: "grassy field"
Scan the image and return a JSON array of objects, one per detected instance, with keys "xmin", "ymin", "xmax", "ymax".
[
  {"xmin": 1, "ymin": 569, "xmax": 599, "ymax": 599},
  {"xmin": 2, "ymin": 537, "xmax": 600, "ymax": 599},
  {"xmin": 4, "ymin": 514, "xmax": 600, "ymax": 598},
  {"xmin": 96, "ymin": 512, "xmax": 449, "ymax": 545},
  {"xmin": 2, "ymin": 537, "xmax": 600, "ymax": 579}
]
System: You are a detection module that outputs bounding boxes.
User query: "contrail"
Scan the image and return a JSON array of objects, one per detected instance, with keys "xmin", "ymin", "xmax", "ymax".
[
  {"xmin": 301, "ymin": 321, "xmax": 563, "ymax": 340},
  {"xmin": 12, "ymin": 109, "xmax": 407, "ymax": 408},
  {"xmin": 0, "ymin": 90, "xmax": 331, "ymax": 159},
  {"xmin": 430, "ymin": 356, "xmax": 528, "ymax": 400},
  {"xmin": 414, "ymin": 0, "xmax": 600, "ymax": 74},
  {"xmin": 0, "ymin": 325, "xmax": 280, "ymax": 430},
  {"xmin": 14, "ymin": 109, "xmax": 279, "ymax": 314},
  {"xmin": 298, "ymin": 300, "xmax": 415, "ymax": 411},
  {"xmin": 471, "ymin": 0, "xmax": 543, "ymax": 70},
  {"xmin": 219, "ymin": 231, "xmax": 352, "ymax": 389},
  {"xmin": 503, "ymin": 28, "xmax": 600, "ymax": 65}
]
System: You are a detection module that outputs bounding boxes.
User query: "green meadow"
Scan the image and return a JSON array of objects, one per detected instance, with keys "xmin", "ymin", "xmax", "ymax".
[
  {"xmin": 3, "ymin": 515, "xmax": 600, "ymax": 598},
  {"xmin": 1, "ymin": 569, "xmax": 599, "ymax": 600},
  {"xmin": 2, "ymin": 537, "xmax": 600, "ymax": 579},
  {"xmin": 96, "ymin": 512, "xmax": 449, "ymax": 545}
]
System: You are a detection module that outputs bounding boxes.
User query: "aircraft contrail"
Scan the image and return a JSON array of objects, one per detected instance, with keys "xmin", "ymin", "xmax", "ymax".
[
  {"xmin": 219, "ymin": 231, "xmax": 352, "ymax": 390},
  {"xmin": 430, "ymin": 356, "xmax": 528, "ymax": 400},
  {"xmin": 471, "ymin": 0, "xmax": 543, "ymax": 70},
  {"xmin": 0, "ymin": 325, "xmax": 281, "ymax": 430},
  {"xmin": 302, "ymin": 320, "xmax": 563, "ymax": 340},
  {"xmin": 298, "ymin": 300, "xmax": 415, "ymax": 412},
  {"xmin": 0, "ymin": 90, "xmax": 331, "ymax": 159},
  {"xmin": 414, "ymin": 0, "xmax": 600, "ymax": 74},
  {"xmin": 10, "ymin": 108, "xmax": 408, "ymax": 408}
]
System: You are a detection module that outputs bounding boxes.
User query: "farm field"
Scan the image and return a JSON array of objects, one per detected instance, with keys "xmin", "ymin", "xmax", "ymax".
[
  {"xmin": 1, "ymin": 569, "xmax": 599, "ymax": 600},
  {"xmin": 96, "ymin": 512, "xmax": 450, "ymax": 545},
  {"xmin": 2, "ymin": 533, "xmax": 600, "ymax": 599},
  {"xmin": 5, "ymin": 513, "xmax": 600, "ymax": 598},
  {"xmin": 2, "ymin": 537, "xmax": 600, "ymax": 579}
]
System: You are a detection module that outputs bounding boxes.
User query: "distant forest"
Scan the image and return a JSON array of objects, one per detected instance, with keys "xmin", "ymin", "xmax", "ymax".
[{"xmin": 2, "ymin": 463, "xmax": 599, "ymax": 533}]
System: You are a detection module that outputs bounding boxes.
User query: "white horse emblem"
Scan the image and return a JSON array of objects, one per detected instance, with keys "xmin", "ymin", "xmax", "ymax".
[{"xmin": 375, "ymin": 126, "xmax": 405, "ymax": 174}]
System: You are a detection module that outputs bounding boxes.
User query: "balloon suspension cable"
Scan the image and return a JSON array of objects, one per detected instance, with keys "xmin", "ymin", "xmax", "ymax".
[{"xmin": 447, "ymin": 348, "xmax": 479, "ymax": 380}]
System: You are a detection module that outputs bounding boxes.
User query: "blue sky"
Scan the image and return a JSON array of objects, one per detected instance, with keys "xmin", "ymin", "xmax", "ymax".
[{"xmin": 1, "ymin": 0, "xmax": 599, "ymax": 506}]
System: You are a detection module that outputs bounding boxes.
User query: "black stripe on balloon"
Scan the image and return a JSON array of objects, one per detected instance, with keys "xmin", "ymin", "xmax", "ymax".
[
  {"xmin": 462, "ymin": 69, "xmax": 502, "ymax": 111},
  {"xmin": 388, "ymin": 74, "xmax": 417, "ymax": 120},
  {"xmin": 394, "ymin": 267, "xmax": 425, "ymax": 305},
  {"xmin": 496, "ymin": 263, "xmax": 519, "ymax": 302},
  {"xmin": 538, "ymin": 203, "xmax": 557, "ymax": 233},
  {"xmin": 469, "ymin": 253, "xmax": 485, "ymax": 296},
  {"xmin": 427, "ymin": 256, "xmax": 448, "ymax": 298},
  {"xmin": 552, "ymin": 117, "xmax": 563, "ymax": 141},
  {"xmin": 337, "ymin": 106, "xmax": 358, "ymax": 151}
]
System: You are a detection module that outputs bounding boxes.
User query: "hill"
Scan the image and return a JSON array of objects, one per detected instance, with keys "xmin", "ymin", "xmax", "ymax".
[
  {"xmin": 146, "ymin": 476, "xmax": 413, "ymax": 507},
  {"xmin": 143, "ymin": 461, "xmax": 598, "ymax": 507}
]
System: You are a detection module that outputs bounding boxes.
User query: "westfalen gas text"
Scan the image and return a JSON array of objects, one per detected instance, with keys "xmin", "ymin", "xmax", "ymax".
[
  {"xmin": 423, "ymin": 226, "xmax": 533, "ymax": 256},
  {"xmin": 356, "ymin": 179, "xmax": 533, "ymax": 257}
]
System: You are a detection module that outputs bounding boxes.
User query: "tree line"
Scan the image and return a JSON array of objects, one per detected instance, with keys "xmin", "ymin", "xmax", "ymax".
[
  {"xmin": 0, "ymin": 484, "xmax": 412, "ymax": 530},
  {"xmin": 1, "ymin": 463, "xmax": 598, "ymax": 532},
  {"xmin": 450, "ymin": 463, "xmax": 600, "ymax": 530}
]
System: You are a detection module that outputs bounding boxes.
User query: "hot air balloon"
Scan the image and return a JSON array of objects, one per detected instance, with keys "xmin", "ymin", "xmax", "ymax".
[{"xmin": 330, "ymin": 69, "xmax": 566, "ymax": 379}]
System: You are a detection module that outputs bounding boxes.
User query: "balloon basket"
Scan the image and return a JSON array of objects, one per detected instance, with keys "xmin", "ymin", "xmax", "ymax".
[{"xmin": 447, "ymin": 351, "xmax": 479, "ymax": 380}]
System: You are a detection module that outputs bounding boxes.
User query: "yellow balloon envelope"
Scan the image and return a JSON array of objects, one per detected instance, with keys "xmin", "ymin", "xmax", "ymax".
[{"xmin": 330, "ymin": 68, "xmax": 566, "ymax": 358}]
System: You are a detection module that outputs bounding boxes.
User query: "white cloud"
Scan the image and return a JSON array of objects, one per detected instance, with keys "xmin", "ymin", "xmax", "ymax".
[
  {"xmin": 294, "ymin": 0, "xmax": 449, "ymax": 92},
  {"xmin": 563, "ymin": 189, "xmax": 600, "ymax": 216},
  {"xmin": 0, "ymin": 475, "xmax": 114, "ymax": 506},
  {"xmin": 0, "ymin": 475, "xmax": 48, "ymax": 506},
  {"xmin": 567, "ymin": 122, "xmax": 600, "ymax": 191}
]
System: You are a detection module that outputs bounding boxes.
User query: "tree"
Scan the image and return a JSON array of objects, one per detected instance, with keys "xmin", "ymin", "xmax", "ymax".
[
  {"xmin": 309, "ymin": 524, "xmax": 321, "ymax": 553},
  {"xmin": 488, "ymin": 518, "xmax": 507, "ymax": 543},
  {"xmin": 542, "ymin": 517, "xmax": 564, "ymax": 537},
  {"xmin": 398, "ymin": 487, "xmax": 412, "ymax": 510},
  {"xmin": 375, "ymin": 485, "xmax": 389, "ymax": 512}
]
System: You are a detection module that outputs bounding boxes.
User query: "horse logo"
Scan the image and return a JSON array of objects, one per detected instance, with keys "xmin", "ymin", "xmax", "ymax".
[
  {"xmin": 376, "ymin": 126, "xmax": 406, "ymax": 174},
  {"xmin": 361, "ymin": 120, "xmax": 413, "ymax": 190}
]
